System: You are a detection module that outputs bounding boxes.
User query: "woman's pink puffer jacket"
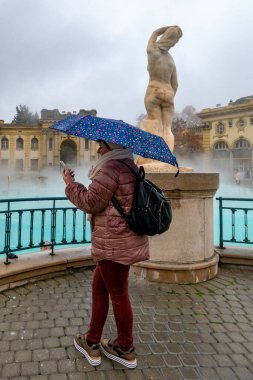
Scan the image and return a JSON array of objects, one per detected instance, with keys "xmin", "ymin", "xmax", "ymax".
[{"xmin": 65, "ymin": 159, "xmax": 149, "ymax": 265}]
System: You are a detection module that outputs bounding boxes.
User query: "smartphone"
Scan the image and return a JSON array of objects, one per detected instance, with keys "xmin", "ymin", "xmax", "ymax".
[
  {"xmin": 60, "ymin": 160, "xmax": 66, "ymax": 169},
  {"xmin": 60, "ymin": 161, "xmax": 67, "ymax": 172},
  {"xmin": 60, "ymin": 161, "xmax": 75, "ymax": 180}
]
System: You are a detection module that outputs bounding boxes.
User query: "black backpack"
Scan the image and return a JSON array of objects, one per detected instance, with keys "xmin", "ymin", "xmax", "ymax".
[{"xmin": 111, "ymin": 161, "xmax": 172, "ymax": 236}]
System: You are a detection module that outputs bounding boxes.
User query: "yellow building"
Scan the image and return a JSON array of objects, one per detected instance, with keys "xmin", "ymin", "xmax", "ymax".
[
  {"xmin": 0, "ymin": 109, "xmax": 98, "ymax": 171},
  {"xmin": 198, "ymin": 96, "xmax": 253, "ymax": 178}
]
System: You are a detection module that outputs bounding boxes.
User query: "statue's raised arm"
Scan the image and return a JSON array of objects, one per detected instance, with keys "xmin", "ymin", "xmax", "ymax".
[
  {"xmin": 147, "ymin": 27, "xmax": 171, "ymax": 52},
  {"xmin": 143, "ymin": 25, "xmax": 182, "ymax": 152}
]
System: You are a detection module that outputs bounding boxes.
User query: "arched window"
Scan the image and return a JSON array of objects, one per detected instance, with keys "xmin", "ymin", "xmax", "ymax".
[
  {"xmin": 216, "ymin": 123, "xmax": 224, "ymax": 134},
  {"xmin": 16, "ymin": 137, "xmax": 24, "ymax": 150},
  {"xmin": 235, "ymin": 139, "xmax": 250, "ymax": 149},
  {"xmin": 49, "ymin": 137, "xmax": 53, "ymax": 151},
  {"xmin": 1, "ymin": 137, "xmax": 9, "ymax": 150},
  {"xmin": 214, "ymin": 141, "xmax": 228, "ymax": 150},
  {"xmin": 31, "ymin": 137, "xmax": 39, "ymax": 150}
]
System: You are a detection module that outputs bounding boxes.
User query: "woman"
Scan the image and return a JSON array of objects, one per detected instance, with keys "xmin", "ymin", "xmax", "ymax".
[{"xmin": 62, "ymin": 140, "xmax": 149, "ymax": 368}]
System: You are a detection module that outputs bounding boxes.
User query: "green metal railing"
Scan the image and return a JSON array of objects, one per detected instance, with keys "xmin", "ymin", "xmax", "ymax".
[
  {"xmin": 216, "ymin": 197, "xmax": 253, "ymax": 248},
  {"xmin": 0, "ymin": 197, "xmax": 91, "ymax": 265}
]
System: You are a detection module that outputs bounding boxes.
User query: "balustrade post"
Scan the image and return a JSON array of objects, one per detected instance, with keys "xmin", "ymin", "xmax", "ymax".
[{"xmin": 218, "ymin": 197, "xmax": 224, "ymax": 249}]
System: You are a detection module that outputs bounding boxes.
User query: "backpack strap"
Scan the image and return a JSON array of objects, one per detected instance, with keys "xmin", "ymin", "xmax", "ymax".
[
  {"xmin": 111, "ymin": 160, "xmax": 139, "ymax": 222},
  {"xmin": 116, "ymin": 160, "xmax": 138, "ymax": 177}
]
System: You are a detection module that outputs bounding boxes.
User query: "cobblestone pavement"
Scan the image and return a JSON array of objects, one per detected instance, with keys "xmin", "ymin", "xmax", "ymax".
[{"xmin": 0, "ymin": 266, "xmax": 253, "ymax": 380}]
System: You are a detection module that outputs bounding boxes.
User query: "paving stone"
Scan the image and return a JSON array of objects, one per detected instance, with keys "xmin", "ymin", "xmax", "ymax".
[
  {"xmin": 50, "ymin": 347, "xmax": 68, "ymax": 360},
  {"xmin": 161, "ymin": 367, "xmax": 183, "ymax": 380},
  {"xmin": 179, "ymin": 354, "xmax": 198, "ymax": 367},
  {"xmin": 33, "ymin": 349, "xmax": 50, "ymax": 361},
  {"xmin": 34, "ymin": 328, "xmax": 50, "ymax": 338},
  {"xmin": 40, "ymin": 319, "xmax": 55, "ymax": 328},
  {"xmin": 65, "ymin": 326, "xmax": 79, "ymax": 335},
  {"xmin": 86, "ymin": 371, "xmax": 107, "ymax": 379},
  {"xmin": 0, "ymin": 341, "xmax": 10, "ymax": 352},
  {"xmin": 60, "ymin": 335, "xmax": 75, "ymax": 347},
  {"xmin": 138, "ymin": 333, "xmax": 154, "ymax": 343},
  {"xmin": 232, "ymin": 366, "xmax": 253, "ymax": 380},
  {"xmin": 197, "ymin": 367, "xmax": 218, "ymax": 380},
  {"xmin": 100, "ymin": 369, "xmax": 127, "ymax": 379},
  {"xmin": 58, "ymin": 358, "xmax": 76, "ymax": 373},
  {"xmin": 21, "ymin": 362, "xmax": 39, "ymax": 376},
  {"xmin": 135, "ymin": 343, "xmax": 152, "ymax": 355},
  {"xmin": 39, "ymin": 360, "xmax": 58, "ymax": 375},
  {"xmin": 15, "ymin": 350, "xmax": 32, "ymax": 362},
  {"xmin": 68, "ymin": 373, "xmax": 89, "ymax": 380},
  {"xmin": 2, "ymin": 330, "xmax": 19, "ymax": 340},
  {"xmin": 179, "ymin": 367, "xmax": 201, "ymax": 379},
  {"xmin": 182, "ymin": 343, "xmax": 198, "ymax": 354},
  {"xmin": 213, "ymin": 342, "xmax": 232, "ymax": 354},
  {"xmin": 213, "ymin": 354, "xmax": 235, "ymax": 367},
  {"xmin": 214, "ymin": 367, "xmax": 238, "ymax": 380},
  {"xmin": 212, "ymin": 332, "xmax": 232, "ymax": 343},
  {"xmin": 27, "ymin": 338, "xmax": 44, "ymax": 350},
  {"xmin": 75, "ymin": 358, "xmax": 95, "ymax": 372},
  {"xmin": 194, "ymin": 343, "xmax": 216, "ymax": 354},
  {"xmin": 245, "ymin": 353, "xmax": 253, "ymax": 364},
  {"xmin": 0, "ymin": 351, "xmax": 14, "ymax": 364},
  {"xmin": 198, "ymin": 332, "xmax": 217, "ymax": 343},
  {"xmin": 66, "ymin": 346, "xmax": 79, "ymax": 359},
  {"xmin": 44, "ymin": 337, "xmax": 60, "ymax": 348},
  {"xmin": 162, "ymin": 354, "xmax": 181, "ymax": 367},
  {"xmin": 2, "ymin": 362, "xmax": 21, "ymax": 377},
  {"xmin": 193, "ymin": 354, "xmax": 217, "ymax": 367},
  {"xmin": 166, "ymin": 343, "xmax": 183, "ymax": 354},
  {"xmin": 142, "ymin": 368, "xmax": 164, "ymax": 379},
  {"xmin": 49, "ymin": 374, "xmax": 68, "ymax": 380},
  {"xmin": 148, "ymin": 342, "xmax": 167, "ymax": 354}
]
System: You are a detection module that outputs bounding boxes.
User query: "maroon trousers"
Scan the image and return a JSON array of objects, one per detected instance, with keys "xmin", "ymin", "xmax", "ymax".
[{"xmin": 86, "ymin": 260, "xmax": 133, "ymax": 351}]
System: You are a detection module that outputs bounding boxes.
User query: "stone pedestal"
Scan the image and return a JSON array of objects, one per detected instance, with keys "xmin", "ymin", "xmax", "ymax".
[{"xmin": 133, "ymin": 172, "xmax": 219, "ymax": 284}]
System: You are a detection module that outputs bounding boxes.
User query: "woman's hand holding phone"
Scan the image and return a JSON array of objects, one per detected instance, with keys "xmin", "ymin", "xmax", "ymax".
[{"xmin": 61, "ymin": 161, "xmax": 75, "ymax": 186}]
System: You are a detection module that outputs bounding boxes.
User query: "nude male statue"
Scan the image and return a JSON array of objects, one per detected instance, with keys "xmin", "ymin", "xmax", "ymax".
[{"xmin": 144, "ymin": 26, "xmax": 182, "ymax": 151}]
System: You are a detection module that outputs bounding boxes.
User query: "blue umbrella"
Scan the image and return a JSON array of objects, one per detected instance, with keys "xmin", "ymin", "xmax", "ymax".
[{"xmin": 50, "ymin": 114, "xmax": 179, "ymax": 172}]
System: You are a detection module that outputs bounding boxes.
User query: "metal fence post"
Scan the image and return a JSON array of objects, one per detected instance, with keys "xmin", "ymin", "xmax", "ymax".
[{"xmin": 218, "ymin": 197, "xmax": 224, "ymax": 249}]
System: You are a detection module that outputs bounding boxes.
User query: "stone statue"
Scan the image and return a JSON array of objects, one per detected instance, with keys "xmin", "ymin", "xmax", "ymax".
[{"xmin": 143, "ymin": 26, "xmax": 182, "ymax": 152}]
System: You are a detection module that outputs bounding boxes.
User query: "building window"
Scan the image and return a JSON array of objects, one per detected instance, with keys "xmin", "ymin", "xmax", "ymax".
[
  {"xmin": 235, "ymin": 139, "xmax": 250, "ymax": 149},
  {"xmin": 228, "ymin": 120, "xmax": 233, "ymax": 128},
  {"xmin": 1, "ymin": 137, "xmax": 9, "ymax": 150},
  {"xmin": 1, "ymin": 159, "xmax": 8, "ymax": 167},
  {"xmin": 16, "ymin": 137, "xmax": 24, "ymax": 150},
  {"xmin": 85, "ymin": 139, "xmax": 89, "ymax": 150},
  {"xmin": 31, "ymin": 137, "xmax": 39, "ymax": 150},
  {"xmin": 239, "ymin": 118, "xmax": 244, "ymax": 127},
  {"xmin": 214, "ymin": 141, "xmax": 228, "ymax": 150},
  {"xmin": 203, "ymin": 123, "xmax": 210, "ymax": 130},
  {"xmin": 216, "ymin": 123, "xmax": 224, "ymax": 134},
  {"xmin": 49, "ymin": 137, "xmax": 53, "ymax": 151},
  {"xmin": 31, "ymin": 159, "xmax": 39, "ymax": 170},
  {"xmin": 16, "ymin": 159, "xmax": 24, "ymax": 171}
]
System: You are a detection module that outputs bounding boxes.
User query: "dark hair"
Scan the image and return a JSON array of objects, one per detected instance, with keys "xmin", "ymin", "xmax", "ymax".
[{"xmin": 97, "ymin": 140, "xmax": 111, "ymax": 149}]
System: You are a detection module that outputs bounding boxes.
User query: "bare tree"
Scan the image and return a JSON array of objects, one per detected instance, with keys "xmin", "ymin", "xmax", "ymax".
[{"xmin": 12, "ymin": 105, "xmax": 39, "ymax": 124}]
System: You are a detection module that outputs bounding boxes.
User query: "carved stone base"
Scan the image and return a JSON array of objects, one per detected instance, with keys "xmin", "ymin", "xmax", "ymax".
[
  {"xmin": 133, "ymin": 172, "xmax": 219, "ymax": 284},
  {"xmin": 133, "ymin": 255, "xmax": 219, "ymax": 284}
]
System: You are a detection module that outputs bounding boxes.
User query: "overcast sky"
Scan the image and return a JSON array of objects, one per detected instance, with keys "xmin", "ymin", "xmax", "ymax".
[{"xmin": 0, "ymin": 0, "xmax": 252, "ymax": 125}]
